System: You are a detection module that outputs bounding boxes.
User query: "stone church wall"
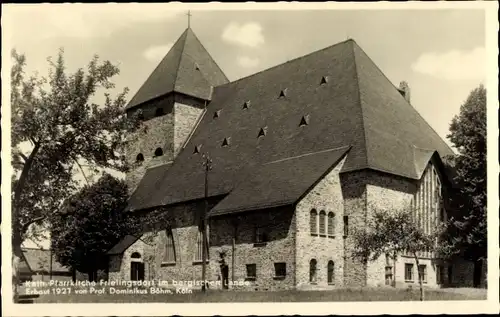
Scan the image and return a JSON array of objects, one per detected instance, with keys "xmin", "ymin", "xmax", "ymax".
[
  {"xmin": 339, "ymin": 170, "xmax": 369, "ymax": 287},
  {"xmin": 125, "ymin": 95, "xmax": 176, "ymax": 194},
  {"xmin": 295, "ymin": 156, "xmax": 347, "ymax": 290},
  {"xmin": 108, "ymin": 238, "xmax": 149, "ymax": 281},
  {"xmin": 209, "ymin": 206, "xmax": 296, "ymax": 291}
]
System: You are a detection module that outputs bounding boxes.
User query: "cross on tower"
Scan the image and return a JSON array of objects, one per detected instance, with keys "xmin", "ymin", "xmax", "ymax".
[{"xmin": 186, "ymin": 10, "xmax": 192, "ymax": 28}]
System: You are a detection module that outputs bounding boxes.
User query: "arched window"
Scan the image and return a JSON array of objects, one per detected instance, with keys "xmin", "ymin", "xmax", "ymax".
[
  {"xmin": 309, "ymin": 259, "xmax": 317, "ymax": 283},
  {"xmin": 155, "ymin": 108, "xmax": 164, "ymax": 117},
  {"xmin": 154, "ymin": 147, "xmax": 163, "ymax": 157},
  {"xmin": 195, "ymin": 226, "xmax": 209, "ymax": 262},
  {"xmin": 131, "ymin": 252, "xmax": 141, "ymax": 259},
  {"xmin": 310, "ymin": 209, "xmax": 318, "ymax": 235},
  {"xmin": 328, "ymin": 212, "xmax": 334, "ymax": 236},
  {"xmin": 319, "ymin": 210, "xmax": 326, "ymax": 235},
  {"xmin": 163, "ymin": 229, "xmax": 176, "ymax": 263},
  {"xmin": 136, "ymin": 153, "xmax": 144, "ymax": 163},
  {"xmin": 327, "ymin": 261, "xmax": 335, "ymax": 284}
]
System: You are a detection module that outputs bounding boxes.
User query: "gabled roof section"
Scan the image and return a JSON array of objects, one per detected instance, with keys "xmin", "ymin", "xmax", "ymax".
[
  {"xmin": 126, "ymin": 28, "xmax": 229, "ymax": 110},
  {"xmin": 107, "ymin": 235, "xmax": 142, "ymax": 255},
  {"xmin": 210, "ymin": 146, "xmax": 350, "ymax": 216},
  {"xmin": 22, "ymin": 248, "xmax": 70, "ymax": 273}
]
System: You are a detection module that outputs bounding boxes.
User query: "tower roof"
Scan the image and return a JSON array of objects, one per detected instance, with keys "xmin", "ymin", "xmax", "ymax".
[
  {"xmin": 127, "ymin": 39, "xmax": 455, "ymax": 213},
  {"xmin": 126, "ymin": 28, "xmax": 229, "ymax": 110}
]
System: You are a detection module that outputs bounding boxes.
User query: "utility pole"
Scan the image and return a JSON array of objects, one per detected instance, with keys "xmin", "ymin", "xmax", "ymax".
[{"xmin": 201, "ymin": 153, "xmax": 212, "ymax": 292}]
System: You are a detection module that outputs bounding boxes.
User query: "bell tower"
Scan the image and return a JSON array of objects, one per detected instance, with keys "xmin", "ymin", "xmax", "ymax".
[{"xmin": 125, "ymin": 27, "xmax": 228, "ymax": 193}]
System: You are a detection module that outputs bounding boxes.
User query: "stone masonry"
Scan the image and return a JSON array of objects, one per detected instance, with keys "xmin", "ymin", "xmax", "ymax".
[{"xmin": 295, "ymin": 155, "xmax": 347, "ymax": 290}]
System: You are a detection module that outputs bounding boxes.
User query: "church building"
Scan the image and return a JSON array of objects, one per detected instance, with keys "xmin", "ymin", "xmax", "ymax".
[{"xmin": 107, "ymin": 26, "xmax": 479, "ymax": 290}]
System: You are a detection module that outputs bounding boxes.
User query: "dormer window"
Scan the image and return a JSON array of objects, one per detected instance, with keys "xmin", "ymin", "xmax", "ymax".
[
  {"xmin": 320, "ymin": 76, "xmax": 329, "ymax": 85},
  {"xmin": 213, "ymin": 110, "xmax": 221, "ymax": 119},
  {"xmin": 154, "ymin": 147, "xmax": 164, "ymax": 157},
  {"xmin": 258, "ymin": 127, "xmax": 268, "ymax": 138},
  {"xmin": 278, "ymin": 88, "xmax": 288, "ymax": 99},
  {"xmin": 155, "ymin": 108, "xmax": 164, "ymax": 117},
  {"xmin": 243, "ymin": 101, "xmax": 251, "ymax": 109},
  {"xmin": 299, "ymin": 114, "xmax": 310, "ymax": 127},
  {"xmin": 195, "ymin": 63, "xmax": 200, "ymax": 71},
  {"xmin": 222, "ymin": 137, "xmax": 231, "ymax": 147},
  {"xmin": 193, "ymin": 145, "xmax": 202, "ymax": 154}
]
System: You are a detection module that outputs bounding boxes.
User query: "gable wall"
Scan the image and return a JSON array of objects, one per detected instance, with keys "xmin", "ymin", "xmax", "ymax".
[{"xmin": 295, "ymin": 156, "xmax": 347, "ymax": 289}]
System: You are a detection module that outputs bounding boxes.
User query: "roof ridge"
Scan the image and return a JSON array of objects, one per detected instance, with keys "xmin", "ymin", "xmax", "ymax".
[
  {"xmin": 219, "ymin": 39, "xmax": 355, "ymax": 88},
  {"xmin": 172, "ymin": 29, "xmax": 190, "ymax": 93},
  {"xmin": 351, "ymin": 40, "xmax": 370, "ymax": 169},
  {"xmin": 263, "ymin": 145, "xmax": 350, "ymax": 165},
  {"xmin": 127, "ymin": 29, "xmax": 188, "ymax": 110},
  {"xmin": 351, "ymin": 40, "xmax": 454, "ymax": 155}
]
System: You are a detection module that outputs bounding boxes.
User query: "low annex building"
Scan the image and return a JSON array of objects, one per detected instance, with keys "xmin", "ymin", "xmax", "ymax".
[{"xmin": 107, "ymin": 27, "xmax": 482, "ymax": 290}]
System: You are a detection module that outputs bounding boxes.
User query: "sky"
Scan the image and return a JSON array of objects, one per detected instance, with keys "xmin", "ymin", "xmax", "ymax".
[{"xmin": 2, "ymin": 3, "xmax": 489, "ymax": 248}]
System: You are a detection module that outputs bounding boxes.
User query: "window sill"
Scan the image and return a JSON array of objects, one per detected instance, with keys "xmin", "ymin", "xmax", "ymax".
[
  {"xmin": 192, "ymin": 260, "xmax": 210, "ymax": 265},
  {"xmin": 160, "ymin": 262, "xmax": 176, "ymax": 267},
  {"xmin": 319, "ymin": 234, "xmax": 327, "ymax": 238},
  {"xmin": 310, "ymin": 282, "xmax": 317, "ymax": 285},
  {"xmin": 245, "ymin": 277, "xmax": 256, "ymax": 282},
  {"xmin": 328, "ymin": 235, "xmax": 335, "ymax": 239},
  {"xmin": 253, "ymin": 242, "xmax": 267, "ymax": 247},
  {"xmin": 310, "ymin": 233, "xmax": 318, "ymax": 237},
  {"xmin": 273, "ymin": 276, "xmax": 286, "ymax": 280},
  {"xmin": 405, "ymin": 280, "xmax": 414, "ymax": 283},
  {"xmin": 328, "ymin": 283, "xmax": 335, "ymax": 286}
]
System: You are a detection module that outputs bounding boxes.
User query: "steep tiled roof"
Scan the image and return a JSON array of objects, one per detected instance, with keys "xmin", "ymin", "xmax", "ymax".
[
  {"xmin": 210, "ymin": 146, "xmax": 350, "ymax": 216},
  {"xmin": 22, "ymin": 248, "xmax": 70, "ymax": 273},
  {"xmin": 127, "ymin": 38, "xmax": 454, "ymax": 213},
  {"xmin": 126, "ymin": 28, "xmax": 229, "ymax": 110}
]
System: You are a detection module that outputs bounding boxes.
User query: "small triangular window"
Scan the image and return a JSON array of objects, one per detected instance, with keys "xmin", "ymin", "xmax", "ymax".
[
  {"xmin": 222, "ymin": 137, "xmax": 231, "ymax": 147},
  {"xmin": 195, "ymin": 63, "xmax": 200, "ymax": 71},
  {"xmin": 194, "ymin": 145, "xmax": 202, "ymax": 154},
  {"xmin": 213, "ymin": 110, "xmax": 221, "ymax": 119},
  {"xmin": 258, "ymin": 127, "xmax": 268, "ymax": 138},
  {"xmin": 278, "ymin": 88, "xmax": 287, "ymax": 99},
  {"xmin": 299, "ymin": 115, "xmax": 310, "ymax": 127},
  {"xmin": 320, "ymin": 76, "xmax": 329, "ymax": 85},
  {"xmin": 243, "ymin": 101, "xmax": 251, "ymax": 109}
]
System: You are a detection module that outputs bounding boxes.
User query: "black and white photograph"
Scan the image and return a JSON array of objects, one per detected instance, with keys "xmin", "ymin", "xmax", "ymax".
[{"xmin": 2, "ymin": 2, "xmax": 498, "ymax": 316}]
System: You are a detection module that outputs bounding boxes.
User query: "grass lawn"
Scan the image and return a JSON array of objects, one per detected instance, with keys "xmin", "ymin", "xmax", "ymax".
[{"xmin": 31, "ymin": 287, "xmax": 486, "ymax": 303}]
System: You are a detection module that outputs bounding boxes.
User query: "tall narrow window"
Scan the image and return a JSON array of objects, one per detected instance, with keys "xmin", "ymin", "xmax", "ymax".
[
  {"xmin": 327, "ymin": 212, "xmax": 334, "ymax": 236},
  {"xmin": 163, "ymin": 229, "xmax": 176, "ymax": 263},
  {"xmin": 418, "ymin": 264, "xmax": 427, "ymax": 283},
  {"xmin": 343, "ymin": 216, "xmax": 349, "ymax": 237},
  {"xmin": 436, "ymin": 265, "xmax": 443, "ymax": 285},
  {"xmin": 385, "ymin": 266, "xmax": 393, "ymax": 285},
  {"xmin": 405, "ymin": 263, "xmax": 414, "ymax": 281},
  {"xmin": 319, "ymin": 210, "xmax": 326, "ymax": 236},
  {"xmin": 327, "ymin": 261, "xmax": 335, "ymax": 284},
  {"xmin": 195, "ymin": 226, "xmax": 208, "ymax": 262},
  {"xmin": 309, "ymin": 259, "xmax": 317, "ymax": 283},
  {"xmin": 310, "ymin": 209, "xmax": 318, "ymax": 235}
]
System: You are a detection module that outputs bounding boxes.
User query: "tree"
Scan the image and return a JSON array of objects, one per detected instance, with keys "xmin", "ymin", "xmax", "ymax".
[
  {"xmin": 441, "ymin": 85, "xmax": 486, "ymax": 284},
  {"xmin": 10, "ymin": 49, "xmax": 140, "ymax": 293},
  {"xmin": 50, "ymin": 174, "xmax": 133, "ymax": 279},
  {"xmin": 352, "ymin": 207, "xmax": 436, "ymax": 301}
]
